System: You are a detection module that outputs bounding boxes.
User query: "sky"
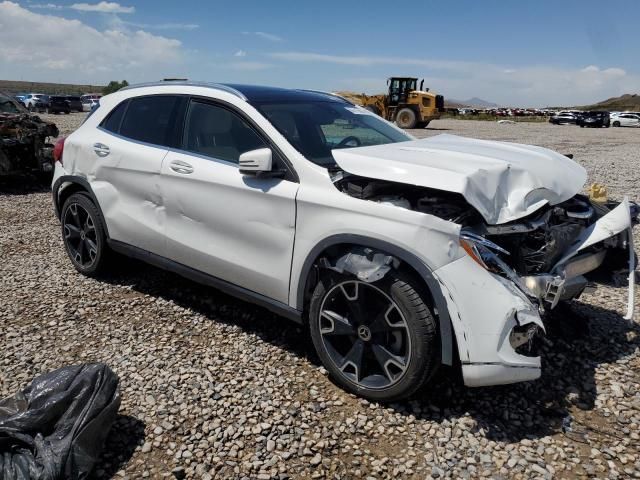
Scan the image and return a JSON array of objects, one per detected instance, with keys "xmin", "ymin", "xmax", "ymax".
[{"xmin": 0, "ymin": 0, "xmax": 638, "ymax": 106}]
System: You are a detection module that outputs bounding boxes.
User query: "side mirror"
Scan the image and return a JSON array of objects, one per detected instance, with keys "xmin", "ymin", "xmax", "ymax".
[{"xmin": 239, "ymin": 148, "xmax": 272, "ymax": 175}]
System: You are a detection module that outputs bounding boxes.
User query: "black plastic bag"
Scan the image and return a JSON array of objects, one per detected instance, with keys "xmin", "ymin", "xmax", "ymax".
[{"xmin": 0, "ymin": 363, "xmax": 120, "ymax": 480}]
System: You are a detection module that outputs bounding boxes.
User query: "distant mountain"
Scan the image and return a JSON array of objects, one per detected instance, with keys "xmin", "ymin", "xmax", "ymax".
[
  {"xmin": 578, "ymin": 93, "xmax": 640, "ymax": 111},
  {"xmin": 447, "ymin": 97, "xmax": 499, "ymax": 108}
]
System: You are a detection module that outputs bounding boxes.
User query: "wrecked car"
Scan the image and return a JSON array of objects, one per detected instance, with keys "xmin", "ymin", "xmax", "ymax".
[
  {"xmin": 51, "ymin": 82, "xmax": 638, "ymax": 401},
  {"xmin": 0, "ymin": 92, "xmax": 59, "ymax": 177}
]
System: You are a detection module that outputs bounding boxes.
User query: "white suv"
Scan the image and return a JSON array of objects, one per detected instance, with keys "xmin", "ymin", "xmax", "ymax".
[{"xmin": 51, "ymin": 81, "xmax": 637, "ymax": 401}]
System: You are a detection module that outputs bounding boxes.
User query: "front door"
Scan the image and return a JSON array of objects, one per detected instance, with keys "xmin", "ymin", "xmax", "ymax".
[{"xmin": 161, "ymin": 99, "xmax": 298, "ymax": 304}]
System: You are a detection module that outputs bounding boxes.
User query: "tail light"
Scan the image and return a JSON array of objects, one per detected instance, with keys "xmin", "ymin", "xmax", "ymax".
[{"xmin": 53, "ymin": 137, "xmax": 66, "ymax": 165}]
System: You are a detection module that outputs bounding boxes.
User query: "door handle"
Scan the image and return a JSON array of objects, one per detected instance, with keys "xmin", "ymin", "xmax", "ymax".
[
  {"xmin": 93, "ymin": 143, "xmax": 110, "ymax": 157},
  {"xmin": 169, "ymin": 160, "xmax": 194, "ymax": 175}
]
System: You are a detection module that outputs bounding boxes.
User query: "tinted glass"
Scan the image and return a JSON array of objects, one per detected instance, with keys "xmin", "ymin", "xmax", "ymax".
[
  {"xmin": 101, "ymin": 100, "xmax": 128, "ymax": 133},
  {"xmin": 183, "ymin": 101, "xmax": 266, "ymax": 164},
  {"xmin": 254, "ymin": 101, "xmax": 411, "ymax": 166},
  {"xmin": 120, "ymin": 95, "xmax": 179, "ymax": 146}
]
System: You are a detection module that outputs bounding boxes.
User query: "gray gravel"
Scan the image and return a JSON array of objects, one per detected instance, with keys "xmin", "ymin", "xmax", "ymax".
[{"xmin": 1, "ymin": 115, "xmax": 639, "ymax": 479}]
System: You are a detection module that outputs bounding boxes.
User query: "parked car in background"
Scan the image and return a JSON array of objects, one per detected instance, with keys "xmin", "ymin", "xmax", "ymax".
[
  {"xmin": 66, "ymin": 96, "xmax": 83, "ymax": 112},
  {"xmin": 48, "ymin": 96, "xmax": 71, "ymax": 114},
  {"xmin": 577, "ymin": 111, "xmax": 610, "ymax": 128},
  {"xmin": 14, "ymin": 94, "xmax": 26, "ymax": 103},
  {"xmin": 33, "ymin": 95, "xmax": 50, "ymax": 113},
  {"xmin": 51, "ymin": 81, "xmax": 638, "ymax": 401},
  {"xmin": 81, "ymin": 94, "xmax": 102, "ymax": 112},
  {"xmin": 22, "ymin": 93, "xmax": 48, "ymax": 111},
  {"xmin": 549, "ymin": 111, "xmax": 578, "ymax": 125},
  {"xmin": 611, "ymin": 113, "xmax": 640, "ymax": 127}
]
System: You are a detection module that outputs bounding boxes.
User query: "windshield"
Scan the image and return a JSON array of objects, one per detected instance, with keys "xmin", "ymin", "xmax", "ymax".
[{"xmin": 253, "ymin": 100, "xmax": 412, "ymax": 166}]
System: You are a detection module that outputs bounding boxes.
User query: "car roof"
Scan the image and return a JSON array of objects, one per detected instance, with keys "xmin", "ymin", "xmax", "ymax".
[
  {"xmin": 121, "ymin": 80, "xmax": 348, "ymax": 104},
  {"xmin": 222, "ymin": 84, "xmax": 348, "ymax": 104}
]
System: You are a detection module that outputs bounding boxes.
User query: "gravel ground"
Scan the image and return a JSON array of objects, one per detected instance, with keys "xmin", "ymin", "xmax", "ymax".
[{"xmin": 1, "ymin": 114, "xmax": 639, "ymax": 479}]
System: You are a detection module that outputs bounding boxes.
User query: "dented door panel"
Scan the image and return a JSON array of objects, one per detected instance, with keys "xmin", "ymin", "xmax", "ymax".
[{"xmin": 161, "ymin": 151, "xmax": 298, "ymax": 304}]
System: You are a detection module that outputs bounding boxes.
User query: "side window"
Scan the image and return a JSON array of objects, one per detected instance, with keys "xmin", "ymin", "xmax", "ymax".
[
  {"xmin": 119, "ymin": 96, "xmax": 179, "ymax": 146},
  {"xmin": 100, "ymin": 100, "xmax": 127, "ymax": 133},
  {"xmin": 183, "ymin": 100, "xmax": 267, "ymax": 164}
]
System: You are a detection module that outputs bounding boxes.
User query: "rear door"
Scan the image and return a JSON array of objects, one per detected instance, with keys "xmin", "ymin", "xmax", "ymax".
[
  {"xmin": 87, "ymin": 94, "xmax": 184, "ymax": 255},
  {"xmin": 160, "ymin": 98, "xmax": 298, "ymax": 303}
]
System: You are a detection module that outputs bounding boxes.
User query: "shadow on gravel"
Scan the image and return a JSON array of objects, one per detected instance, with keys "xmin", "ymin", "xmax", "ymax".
[
  {"xmin": 400, "ymin": 301, "xmax": 640, "ymax": 442},
  {"xmin": 99, "ymin": 259, "xmax": 316, "ymax": 362},
  {"xmin": 90, "ymin": 414, "xmax": 146, "ymax": 480},
  {"xmin": 98, "ymin": 260, "xmax": 639, "ymax": 443},
  {"xmin": 0, "ymin": 174, "xmax": 51, "ymax": 195}
]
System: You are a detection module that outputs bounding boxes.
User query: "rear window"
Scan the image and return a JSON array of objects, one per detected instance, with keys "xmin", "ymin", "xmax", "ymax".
[{"xmin": 119, "ymin": 95, "xmax": 180, "ymax": 146}]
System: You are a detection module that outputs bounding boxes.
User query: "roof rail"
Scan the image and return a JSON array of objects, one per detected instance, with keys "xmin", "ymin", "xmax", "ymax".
[{"xmin": 120, "ymin": 80, "xmax": 247, "ymax": 101}]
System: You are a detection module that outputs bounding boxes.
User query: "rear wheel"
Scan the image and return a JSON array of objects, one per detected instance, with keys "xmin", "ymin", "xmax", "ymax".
[
  {"xmin": 309, "ymin": 269, "xmax": 439, "ymax": 401},
  {"xmin": 613, "ymin": 121, "xmax": 620, "ymax": 127},
  {"xmin": 395, "ymin": 108, "xmax": 417, "ymax": 129},
  {"xmin": 61, "ymin": 193, "xmax": 109, "ymax": 276}
]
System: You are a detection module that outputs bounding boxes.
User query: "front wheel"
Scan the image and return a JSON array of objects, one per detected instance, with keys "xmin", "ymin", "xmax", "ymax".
[
  {"xmin": 613, "ymin": 121, "xmax": 620, "ymax": 127},
  {"xmin": 309, "ymin": 270, "xmax": 440, "ymax": 401},
  {"xmin": 61, "ymin": 193, "xmax": 109, "ymax": 276},
  {"xmin": 395, "ymin": 108, "xmax": 417, "ymax": 129}
]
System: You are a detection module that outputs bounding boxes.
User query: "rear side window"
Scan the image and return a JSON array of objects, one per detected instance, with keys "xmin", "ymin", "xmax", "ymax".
[
  {"xmin": 101, "ymin": 100, "xmax": 128, "ymax": 133},
  {"xmin": 119, "ymin": 96, "xmax": 180, "ymax": 146}
]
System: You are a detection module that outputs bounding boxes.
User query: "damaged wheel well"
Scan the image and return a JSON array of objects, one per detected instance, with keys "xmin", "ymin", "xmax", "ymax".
[
  {"xmin": 56, "ymin": 182, "xmax": 87, "ymax": 217},
  {"xmin": 297, "ymin": 235, "xmax": 455, "ymax": 365},
  {"xmin": 53, "ymin": 176, "xmax": 110, "ymax": 238}
]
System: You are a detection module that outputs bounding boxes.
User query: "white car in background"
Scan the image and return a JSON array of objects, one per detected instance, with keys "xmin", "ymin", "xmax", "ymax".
[
  {"xmin": 22, "ymin": 93, "xmax": 47, "ymax": 110},
  {"xmin": 81, "ymin": 94, "xmax": 102, "ymax": 112},
  {"xmin": 50, "ymin": 81, "xmax": 638, "ymax": 401},
  {"xmin": 611, "ymin": 113, "xmax": 640, "ymax": 127}
]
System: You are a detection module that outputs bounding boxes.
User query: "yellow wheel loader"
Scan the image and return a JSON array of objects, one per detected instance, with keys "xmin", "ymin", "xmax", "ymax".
[{"xmin": 338, "ymin": 77, "xmax": 445, "ymax": 129}]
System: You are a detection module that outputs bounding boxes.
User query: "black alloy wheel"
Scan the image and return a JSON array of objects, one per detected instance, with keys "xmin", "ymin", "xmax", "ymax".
[
  {"xmin": 61, "ymin": 193, "xmax": 108, "ymax": 275},
  {"xmin": 310, "ymin": 269, "xmax": 439, "ymax": 401},
  {"xmin": 318, "ymin": 280, "xmax": 411, "ymax": 390}
]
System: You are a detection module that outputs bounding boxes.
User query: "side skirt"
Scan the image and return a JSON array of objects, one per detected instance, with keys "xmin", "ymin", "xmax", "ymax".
[{"xmin": 108, "ymin": 239, "xmax": 304, "ymax": 324}]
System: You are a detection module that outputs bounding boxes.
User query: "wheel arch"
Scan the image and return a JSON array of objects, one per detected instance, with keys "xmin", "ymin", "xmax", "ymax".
[
  {"xmin": 295, "ymin": 234, "xmax": 454, "ymax": 365},
  {"xmin": 53, "ymin": 175, "xmax": 110, "ymax": 238}
]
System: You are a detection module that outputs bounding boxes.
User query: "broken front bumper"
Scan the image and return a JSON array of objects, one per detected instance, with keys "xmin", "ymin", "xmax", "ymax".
[{"xmin": 434, "ymin": 197, "xmax": 637, "ymax": 388}]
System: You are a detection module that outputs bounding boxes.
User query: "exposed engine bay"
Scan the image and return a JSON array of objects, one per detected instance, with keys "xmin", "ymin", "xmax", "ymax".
[
  {"xmin": 333, "ymin": 172, "xmax": 638, "ymax": 314},
  {"xmin": 0, "ymin": 93, "xmax": 59, "ymax": 176}
]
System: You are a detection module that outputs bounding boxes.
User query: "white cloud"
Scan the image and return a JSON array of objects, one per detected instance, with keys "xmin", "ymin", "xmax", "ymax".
[
  {"xmin": 233, "ymin": 49, "xmax": 247, "ymax": 57},
  {"xmin": 125, "ymin": 21, "xmax": 199, "ymax": 31},
  {"xmin": 242, "ymin": 31, "xmax": 283, "ymax": 43},
  {"xmin": 270, "ymin": 51, "xmax": 639, "ymax": 106},
  {"xmin": 0, "ymin": 1, "xmax": 182, "ymax": 82},
  {"xmin": 28, "ymin": 2, "xmax": 63, "ymax": 9},
  {"xmin": 71, "ymin": 1, "xmax": 134, "ymax": 13}
]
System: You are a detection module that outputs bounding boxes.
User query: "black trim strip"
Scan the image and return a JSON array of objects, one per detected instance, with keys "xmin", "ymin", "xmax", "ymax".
[{"xmin": 108, "ymin": 239, "xmax": 303, "ymax": 324}]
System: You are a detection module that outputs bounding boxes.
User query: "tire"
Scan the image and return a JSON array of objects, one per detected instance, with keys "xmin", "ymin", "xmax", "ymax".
[
  {"xmin": 60, "ymin": 192, "xmax": 109, "ymax": 276},
  {"xmin": 613, "ymin": 121, "xmax": 620, "ymax": 127},
  {"xmin": 395, "ymin": 108, "xmax": 417, "ymax": 129},
  {"xmin": 309, "ymin": 269, "xmax": 440, "ymax": 402}
]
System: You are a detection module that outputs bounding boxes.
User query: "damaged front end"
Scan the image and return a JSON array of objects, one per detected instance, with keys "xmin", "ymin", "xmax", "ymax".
[
  {"xmin": 461, "ymin": 195, "xmax": 638, "ymax": 320},
  {"xmin": 332, "ymin": 171, "xmax": 638, "ymax": 386},
  {"xmin": 0, "ymin": 93, "xmax": 59, "ymax": 176}
]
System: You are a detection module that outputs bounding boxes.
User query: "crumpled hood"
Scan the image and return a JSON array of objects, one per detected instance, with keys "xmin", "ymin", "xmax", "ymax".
[{"xmin": 332, "ymin": 134, "xmax": 587, "ymax": 224}]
